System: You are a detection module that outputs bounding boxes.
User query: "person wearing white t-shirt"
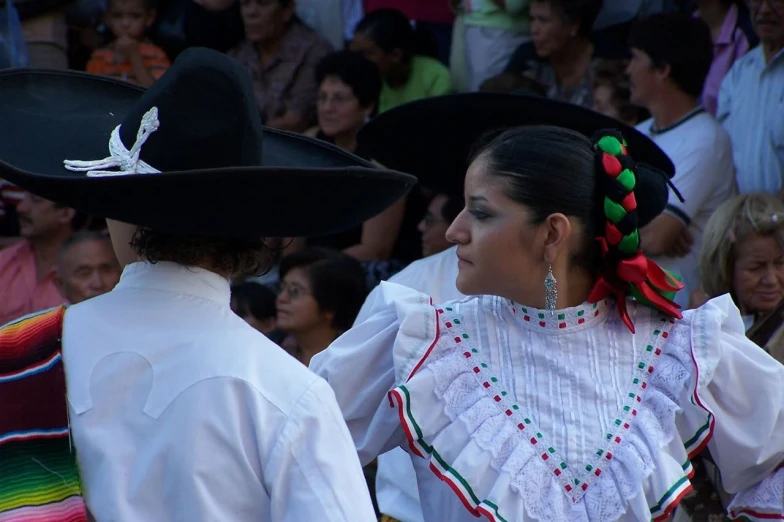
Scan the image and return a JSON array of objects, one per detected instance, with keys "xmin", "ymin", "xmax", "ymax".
[{"xmin": 627, "ymin": 13, "xmax": 737, "ymax": 308}]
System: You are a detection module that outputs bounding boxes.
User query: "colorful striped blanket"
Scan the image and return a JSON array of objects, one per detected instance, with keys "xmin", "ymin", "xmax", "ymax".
[{"xmin": 0, "ymin": 306, "xmax": 88, "ymax": 521}]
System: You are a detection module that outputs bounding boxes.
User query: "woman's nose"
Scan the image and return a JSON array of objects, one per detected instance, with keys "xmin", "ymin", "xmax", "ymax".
[{"xmin": 445, "ymin": 210, "xmax": 468, "ymax": 244}]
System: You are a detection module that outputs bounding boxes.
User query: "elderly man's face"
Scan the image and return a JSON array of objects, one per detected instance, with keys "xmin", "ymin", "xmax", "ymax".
[
  {"xmin": 749, "ymin": 0, "xmax": 784, "ymax": 50},
  {"xmin": 239, "ymin": 0, "xmax": 293, "ymax": 44},
  {"xmin": 56, "ymin": 238, "xmax": 122, "ymax": 304}
]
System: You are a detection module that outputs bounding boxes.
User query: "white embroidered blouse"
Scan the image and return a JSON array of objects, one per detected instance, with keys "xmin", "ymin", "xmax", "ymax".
[{"xmin": 310, "ymin": 282, "xmax": 784, "ymax": 522}]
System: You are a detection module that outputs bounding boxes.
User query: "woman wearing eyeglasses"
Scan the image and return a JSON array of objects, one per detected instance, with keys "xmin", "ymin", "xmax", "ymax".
[
  {"xmin": 302, "ymin": 50, "xmax": 425, "ymax": 272},
  {"xmin": 275, "ymin": 247, "xmax": 368, "ymax": 366}
]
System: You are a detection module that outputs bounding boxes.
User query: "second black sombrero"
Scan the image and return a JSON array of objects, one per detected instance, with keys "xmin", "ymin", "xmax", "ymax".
[{"xmin": 357, "ymin": 92, "xmax": 674, "ymax": 223}]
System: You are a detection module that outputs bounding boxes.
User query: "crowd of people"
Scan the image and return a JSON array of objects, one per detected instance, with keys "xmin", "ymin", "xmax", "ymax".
[{"xmin": 1, "ymin": 0, "xmax": 784, "ymax": 521}]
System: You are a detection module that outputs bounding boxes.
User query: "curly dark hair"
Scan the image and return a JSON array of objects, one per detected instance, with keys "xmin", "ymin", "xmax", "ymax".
[{"xmin": 130, "ymin": 228, "xmax": 283, "ymax": 277}]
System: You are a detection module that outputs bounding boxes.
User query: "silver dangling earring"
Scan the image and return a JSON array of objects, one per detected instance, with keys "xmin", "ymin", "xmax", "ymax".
[{"xmin": 545, "ymin": 264, "xmax": 557, "ymax": 316}]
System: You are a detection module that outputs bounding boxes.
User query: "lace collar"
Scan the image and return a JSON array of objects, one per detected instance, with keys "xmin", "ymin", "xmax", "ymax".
[{"xmin": 506, "ymin": 298, "xmax": 611, "ymax": 332}]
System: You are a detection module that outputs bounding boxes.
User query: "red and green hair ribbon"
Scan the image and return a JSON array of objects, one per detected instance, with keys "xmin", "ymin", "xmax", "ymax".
[{"xmin": 587, "ymin": 133, "xmax": 683, "ymax": 333}]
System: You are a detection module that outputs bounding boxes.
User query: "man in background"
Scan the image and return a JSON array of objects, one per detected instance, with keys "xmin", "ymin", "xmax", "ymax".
[
  {"xmin": 55, "ymin": 231, "xmax": 122, "ymax": 305},
  {"xmin": 0, "ymin": 192, "xmax": 78, "ymax": 324}
]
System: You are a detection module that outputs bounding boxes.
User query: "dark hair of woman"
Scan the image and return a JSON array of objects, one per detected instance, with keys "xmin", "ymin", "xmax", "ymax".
[
  {"xmin": 315, "ymin": 50, "xmax": 383, "ymax": 109},
  {"xmin": 279, "ymin": 247, "xmax": 368, "ymax": 332},
  {"xmin": 532, "ymin": 0, "xmax": 604, "ymax": 38},
  {"xmin": 231, "ymin": 282, "xmax": 278, "ymax": 321},
  {"xmin": 130, "ymin": 229, "xmax": 283, "ymax": 277},
  {"xmin": 471, "ymin": 125, "xmax": 669, "ymax": 276},
  {"xmin": 354, "ymin": 8, "xmax": 416, "ymax": 61}
]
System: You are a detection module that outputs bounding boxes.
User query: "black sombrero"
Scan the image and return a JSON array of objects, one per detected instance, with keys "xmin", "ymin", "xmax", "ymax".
[
  {"xmin": 357, "ymin": 92, "xmax": 675, "ymax": 226},
  {"xmin": 0, "ymin": 47, "xmax": 416, "ymax": 240}
]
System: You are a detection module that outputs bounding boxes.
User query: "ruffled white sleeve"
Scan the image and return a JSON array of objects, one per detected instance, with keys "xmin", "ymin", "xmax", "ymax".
[
  {"xmin": 309, "ymin": 282, "xmax": 443, "ymax": 466},
  {"xmin": 679, "ymin": 294, "xmax": 784, "ymax": 520}
]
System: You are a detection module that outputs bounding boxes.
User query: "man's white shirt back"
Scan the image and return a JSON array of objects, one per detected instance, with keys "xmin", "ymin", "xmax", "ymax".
[{"xmin": 63, "ymin": 261, "xmax": 374, "ymax": 522}]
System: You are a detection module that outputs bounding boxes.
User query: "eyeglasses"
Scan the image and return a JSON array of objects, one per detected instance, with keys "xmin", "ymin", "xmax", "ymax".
[{"xmin": 277, "ymin": 281, "xmax": 309, "ymax": 300}]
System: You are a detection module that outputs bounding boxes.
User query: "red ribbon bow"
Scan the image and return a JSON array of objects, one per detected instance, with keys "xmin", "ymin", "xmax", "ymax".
[{"xmin": 588, "ymin": 238, "xmax": 684, "ymax": 333}]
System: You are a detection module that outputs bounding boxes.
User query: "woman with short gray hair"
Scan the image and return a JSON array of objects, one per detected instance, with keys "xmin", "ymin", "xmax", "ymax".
[{"xmin": 694, "ymin": 192, "xmax": 784, "ymax": 359}]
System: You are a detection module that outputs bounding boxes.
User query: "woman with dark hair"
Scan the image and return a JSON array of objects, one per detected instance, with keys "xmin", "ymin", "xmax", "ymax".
[
  {"xmin": 300, "ymin": 50, "xmax": 414, "ymax": 268},
  {"xmin": 276, "ymin": 247, "xmax": 367, "ymax": 366},
  {"xmin": 505, "ymin": 0, "xmax": 604, "ymax": 108},
  {"xmin": 312, "ymin": 123, "xmax": 784, "ymax": 520},
  {"xmin": 351, "ymin": 8, "xmax": 452, "ymax": 113},
  {"xmin": 305, "ymin": 50, "xmax": 381, "ymax": 158}
]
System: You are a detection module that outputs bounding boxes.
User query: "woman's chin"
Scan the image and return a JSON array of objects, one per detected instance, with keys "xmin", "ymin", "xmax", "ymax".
[
  {"xmin": 455, "ymin": 273, "xmax": 479, "ymax": 296},
  {"xmin": 319, "ymin": 124, "xmax": 347, "ymax": 137}
]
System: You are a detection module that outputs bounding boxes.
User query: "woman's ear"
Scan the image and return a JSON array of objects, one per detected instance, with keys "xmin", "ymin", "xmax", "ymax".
[
  {"xmin": 568, "ymin": 19, "xmax": 580, "ymax": 38},
  {"xmin": 321, "ymin": 309, "xmax": 336, "ymax": 326},
  {"xmin": 542, "ymin": 213, "xmax": 572, "ymax": 265},
  {"xmin": 361, "ymin": 103, "xmax": 375, "ymax": 121}
]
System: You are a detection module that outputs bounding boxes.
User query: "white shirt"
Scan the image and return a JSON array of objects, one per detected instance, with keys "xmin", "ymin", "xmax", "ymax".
[
  {"xmin": 636, "ymin": 110, "xmax": 737, "ymax": 308},
  {"xmin": 63, "ymin": 261, "xmax": 375, "ymax": 522},
  {"xmin": 313, "ymin": 282, "xmax": 784, "ymax": 521},
  {"xmin": 717, "ymin": 46, "xmax": 784, "ymax": 194},
  {"xmin": 356, "ymin": 246, "xmax": 463, "ymax": 522}
]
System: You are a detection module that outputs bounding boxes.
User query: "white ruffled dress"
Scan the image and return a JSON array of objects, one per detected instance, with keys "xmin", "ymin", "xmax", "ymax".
[{"xmin": 310, "ymin": 282, "xmax": 784, "ymax": 522}]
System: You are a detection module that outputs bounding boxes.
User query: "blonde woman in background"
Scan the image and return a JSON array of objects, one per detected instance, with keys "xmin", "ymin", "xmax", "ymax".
[{"xmin": 692, "ymin": 193, "xmax": 784, "ymax": 360}]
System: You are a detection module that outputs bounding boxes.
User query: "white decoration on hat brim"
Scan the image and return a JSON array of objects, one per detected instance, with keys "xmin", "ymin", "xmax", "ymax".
[{"xmin": 63, "ymin": 107, "xmax": 161, "ymax": 177}]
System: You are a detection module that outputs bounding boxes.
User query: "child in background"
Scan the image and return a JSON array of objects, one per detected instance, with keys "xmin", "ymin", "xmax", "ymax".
[
  {"xmin": 86, "ymin": 0, "xmax": 169, "ymax": 86},
  {"xmin": 591, "ymin": 59, "xmax": 649, "ymax": 126}
]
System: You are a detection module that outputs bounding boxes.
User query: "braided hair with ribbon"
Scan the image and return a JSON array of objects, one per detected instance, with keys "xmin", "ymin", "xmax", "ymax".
[{"xmin": 587, "ymin": 130, "xmax": 683, "ymax": 333}]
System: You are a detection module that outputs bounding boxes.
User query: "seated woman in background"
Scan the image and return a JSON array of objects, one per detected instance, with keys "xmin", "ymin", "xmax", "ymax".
[
  {"xmin": 692, "ymin": 193, "xmax": 784, "ymax": 359},
  {"xmin": 275, "ymin": 247, "xmax": 368, "ymax": 367},
  {"xmin": 303, "ymin": 49, "xmax": 420, "ymax": 268},
  {"xmin": 504, "ymin": 0, "xmax": 604, "ymax": 108},
  {"xmin": 351, "ymin": 8, "xmax": 452, "ymax": 114},
  {"xmin": 591, "ymin": 59, "xmax": 649, "ymax": 126},
  {"xmin": 305, "ymin": 50, "xmax": 381, "ymax": 159}
]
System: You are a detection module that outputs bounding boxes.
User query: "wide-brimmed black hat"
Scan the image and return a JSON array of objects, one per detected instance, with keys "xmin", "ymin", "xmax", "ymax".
[
  {"xmin": 0, "ymin": 47, "xmax": 416, "ymax": 239},
  {"xmin": 357, "ymin": 92, "xmax": 674, "ymax": 225}
]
